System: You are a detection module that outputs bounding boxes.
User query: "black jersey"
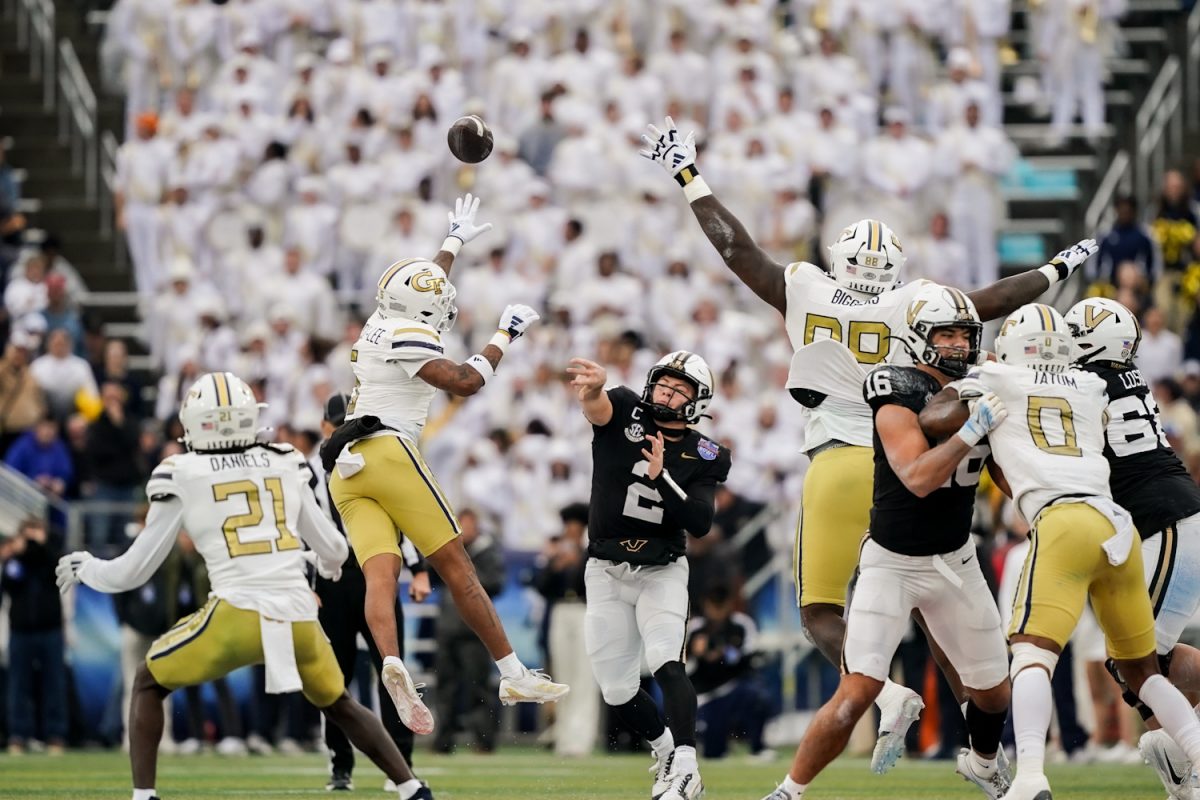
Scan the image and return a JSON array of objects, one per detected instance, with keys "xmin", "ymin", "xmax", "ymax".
[
  {"xmin": 864, "ymin": 365, "xmax": 987, "ymax": 556},
  {"xmin": 1082, "ymin": 362, "xmax": 1200, "ymax": 536},
  {"xmin": 587, "ymin": 387, "xmax": 732, "ymax": 565}
]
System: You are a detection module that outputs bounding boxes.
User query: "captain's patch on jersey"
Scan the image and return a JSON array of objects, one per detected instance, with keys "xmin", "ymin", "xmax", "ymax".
[{"xmin": 697, "ymin": 438, "xmax": 719, "ymax": 461}]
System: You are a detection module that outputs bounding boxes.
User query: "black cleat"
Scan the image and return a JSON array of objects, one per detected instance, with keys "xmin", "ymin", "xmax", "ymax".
[{"xmin": 325, "ymin": 769, "xmax": 354, "ymax": 791}]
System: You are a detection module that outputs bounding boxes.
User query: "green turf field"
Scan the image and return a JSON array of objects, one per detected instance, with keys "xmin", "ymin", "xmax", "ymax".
[{"xmin": 0, "ymin": 749, "xmax": 1174, "ymax": 799}]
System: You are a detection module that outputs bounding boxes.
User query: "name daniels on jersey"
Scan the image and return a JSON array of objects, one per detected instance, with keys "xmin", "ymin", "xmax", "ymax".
[
  {"xmin": 1033, "ymin": 372, "xmax": 1078, "ymax": 388},
  {"xmin": 208, "ymin": 452, "xmax": 272, "ymax": 471},
  {"xmin": 830, "ymin": 288, "xmax": 881, "ymax": 307}
]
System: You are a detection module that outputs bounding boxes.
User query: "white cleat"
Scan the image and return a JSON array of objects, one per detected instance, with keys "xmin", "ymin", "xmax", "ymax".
[
  {"xmin": 872, "ymin": 691, "xmax": 924, "ymax": 774},
  {"xmin": 1000, "ymin": 773, "xmax": 1053, "ymax": 800},
  {"xmin": 498, "ymin": 668, "xmax": 569, "ymax": 706},
  {"xmin": 1139, "ymin": 729, "xmax": 1197, "ymax": 800},
  {"xmin": 658, "ymin": 767, "xmax": 704, "ymax": 800},
  {"xmin": 956, "ymin": 747, "xmax": 1013, "ymax": 800},
  {"xmin": 381, "ymin": 658, "xmax": 435, "ymax": 735},
  {"xmin": 650, "ymin": 751, "xmax": 675, "ymax": 799},
  {"xmin": 759, "ymin": 786, "xmax": 797, "ymax": 800}
]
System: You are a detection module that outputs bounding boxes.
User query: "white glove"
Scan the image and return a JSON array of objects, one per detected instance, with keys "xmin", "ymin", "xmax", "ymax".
[
  {"xmin": 56, "ymin": 551, "xmax": 94, "ymax": 595},
  {"xmin": 446, "ymin": 193, "xmax": 493, "ymax": 245},
  {"xmin": 956, "ymin": 391, "xmax": 1007, "ymax": 446},
  {"xmin": 497, "ymin": 304, "xmax": 540, "ymax": 341},
  {"xmin": 953, "ymin": 375, "xmax": 986, "ymax": 401},
  {"xmin": 639, "ymin": 116, "xmax": 697, "ymax": 179},
  {"xmin": 301, "ymin": 550, "xmax": 342, "ymax": 582},
  {"xmin": 1045, "ymin": 238, "xmax": 1099, "ymax": 281}
]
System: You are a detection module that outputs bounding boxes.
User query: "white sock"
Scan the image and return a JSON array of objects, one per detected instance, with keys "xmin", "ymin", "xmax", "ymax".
[
  {"xmin": 969, "ymin": 749, "xmax": 997, "ymax": 777},
  {"xmin": 650, "ymin": 729, "xmax": 675, "ymax": 760},
  {"xmin": 132, "ymin": 790, "xmax": 157, "ymax": 800},
  {"xmin": 397, "ymin": 778, "xmax": 423, "ymax": 799},
  {"xmin": 782, "ymin": 774, "xmax": 806, "ymax": 798},
  {"xmin": 1140, "ymin": 674, "xmax": 1200, "ymax": 762},
  {"xmin": 875, "ymin": 679, "xmax": 911, "ymax": 711},
  {"xmin": 495, "ymin": 652, "xmax": 525, "ymax": 681},
  {"xmin": 1012, "ymin": 668, "xmax": 1053, "ymax": 776},
  {"xmin": 673, "ymin": 744, "xmax": 698, "ymax": 773}
]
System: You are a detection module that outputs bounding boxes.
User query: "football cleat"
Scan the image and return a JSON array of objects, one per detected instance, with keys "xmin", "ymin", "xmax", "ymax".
[
  {"xmin": 325, "ymin": 767, "xmax": 353, "ymax": 791},
  {"xmin": 955, "ymin": 747, "xmax": 1013, "ymax": 800},
  {"xmin": 381, "ymin": 658, "xmax": 435, "ymax": 735},
  {"xmin": 650, "ymin": 750, "xmax": 675, "ymax": 799},
  {"xmin": 872, "ymin": 691, "xmax": 924, "ymax": 774},
  {"xmin": 758, "ymin": 786, "xmax": 797, "ymax": 800},
  {"xmin": 1139, "ymin": 729, "xmax": 1197, "ymax": 799},
  {"xmin": 999, "ymin": 773, "xmax": 1053, "ymax": 800},
  {"xmin": 498, "ymin": 668, "xmax": 569, "ymax": 706},
  {"xmin": 658, "ymin": 767, "xmax": 704, "ymax": 800}
]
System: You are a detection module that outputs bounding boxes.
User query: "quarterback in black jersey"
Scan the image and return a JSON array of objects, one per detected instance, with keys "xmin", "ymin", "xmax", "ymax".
[
  {"xmin": 567, "ymin": 351, "xmax": 730, "ymax": 800},
  {"xmin": 762, "ymin": 286, "xmax": 1014, "ymax": 800},
  {"xmin": 1066, "ymin": 297, "xmax": 1200, "ymax": 794}
]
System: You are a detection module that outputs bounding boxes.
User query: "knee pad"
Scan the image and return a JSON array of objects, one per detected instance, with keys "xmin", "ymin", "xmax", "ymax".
[
  {"xmin": 645, "ymin": 640, "xmax": 685, "ymax": 676},
  {"xmin": 1009, "ymin": 642, "xmax": 1059, "ymax": 681},
  {"xmin": 600, "ymin": 682, "xmax": 639, "ymax": 707}
]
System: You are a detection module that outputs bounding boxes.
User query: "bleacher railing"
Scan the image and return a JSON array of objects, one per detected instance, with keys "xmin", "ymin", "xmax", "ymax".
[
  {"xmin": 0, "ymin": 462, "xmax": 49, "ymax": 538},
  {"xmin": 1133, "ymin": 56, "xmax": 1183, "ymax": 210},
  {"xmin": 8, "ymin": 0, "xmax": 55, "ymax": 109},
  {"xmin": 57, "ymin": 38, "xmax": 98, "ymax": 204},
  {"xmin": 1187, "ymin": 0, "xmax": 1200, "ymax": 130},
  {"xmin": 1085, "ymin": 150, "xmax": 1132, "ymax": 234}
]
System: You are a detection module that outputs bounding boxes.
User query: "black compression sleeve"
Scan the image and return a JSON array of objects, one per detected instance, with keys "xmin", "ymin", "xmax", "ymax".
[{"xmin": 652, "ymin": 474, "xmax": 718, "ymax": 537}]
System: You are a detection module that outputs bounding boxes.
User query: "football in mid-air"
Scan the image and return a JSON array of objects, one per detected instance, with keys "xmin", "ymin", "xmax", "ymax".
[{"xmin": 447, "ymin": 115, "xmax": 494, "ymax": 163}]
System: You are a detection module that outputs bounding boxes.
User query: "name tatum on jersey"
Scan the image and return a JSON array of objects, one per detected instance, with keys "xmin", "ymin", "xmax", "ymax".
[
  {"xmin": 864, "ymin": 365, "xmax": 988, "ymax": 556},
  {"xmin": 587, "ymin": 387, "xmax": 732, "ymax": 566}
]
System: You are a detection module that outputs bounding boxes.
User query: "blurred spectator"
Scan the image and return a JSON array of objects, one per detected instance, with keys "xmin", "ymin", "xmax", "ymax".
[
  {"xmin": 38, "ymin": 235, "xmax": 88, "ymax": 304},
  {"xmin": 0, "ymin": 140, "xmax": 17, "ymax": 212},
  {"xmin": 30, "ymin": 330, "xmax": 99, "ymax": 421},
  {"xmin": 4, "ymin": 417, "xmax": 72, "ymax": 501},
  {"xmin": 5, "ymin": 254, "xmax": 48, "ymax": 320},
  {"xmin": 1092, "ymin": 196, "xmax": 1158, "ymax": 294},
  {"xmin": 1, "ymin": 518, "xmax": 67, "ymax": 754},
  {"xmin": 1154, "ymin": 378, "xmax": 1200, "ymax": 471},
  {"xmin": 1152, "ymin": 170, "xmax": 1200, "ymax": 326},
  {"xmin": 432, "ymin": 509, "xmax": 505, "ymax": 754},
  {"xmin": 686, "ymin": 585, "xmax": 772, "ymax": 760},
  {"xmin": 1039, "ymin": 0, "xmax": 1114, "ymax": 147},
  {"xmin": 95, "ymin": 339, "xmax": 146, "ymax": 419},
  {"xmin": 534, "ymin": 503, "xmax": 597, "ymax": 757},
  {"xmin": 0, "ymin": 333, "xmax": 47, "ymax": 455},
  {"xmin": 84, "ymin": 383, "xmax": 144, "ymax": 547},
  {"xmin": 114, "ymin": 112, "xmax": 170, "ymax": 297},
  {"xmin": 40, "ymin": 275, "xmax": 84, "ymax": 353},
  {"xmin": 907, "ymin": 212, "xmax": 971, "ymax": 287},
  {"xmin": 518, "ymin": 91, "xmax": 567, "ymax": 177},
  {"xmin": 1137, "ymin": 307, "xmax": 1182, "ymax": 385}
]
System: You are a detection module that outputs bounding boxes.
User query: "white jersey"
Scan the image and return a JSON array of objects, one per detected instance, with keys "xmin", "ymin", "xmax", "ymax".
[
  {"xmin": 346, "ymin": 310, "xmax": 444, "ymax": 443},
  {"xmin": 783, "ymin": 261, "xmax": 932, "ymax": 450},
  {"xmin": 966, "ymin": 362, "xmax": 1111, "ymax": 523},
  {"xmin": 137, "ymin": 444, "xmax": 333, "ymax": 621}
]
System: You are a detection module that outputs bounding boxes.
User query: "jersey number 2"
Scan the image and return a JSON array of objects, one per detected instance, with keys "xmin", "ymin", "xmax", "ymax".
[
  {"xmin": 212, "ymin": 478, "xmax": 301, "ymax": 557},
  {"xmin": 623, "ymin": 461, "xmax": 665, "ymax": 524}
]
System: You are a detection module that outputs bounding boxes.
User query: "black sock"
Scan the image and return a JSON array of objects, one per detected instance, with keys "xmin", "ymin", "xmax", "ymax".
[
  {"xmin": 966, "ymin": 698, "xmax": 1007, "ymax": 758},
  {"xmin": 654, "ymin": 661, "xmax": 698, "ymax": 749},
  {"xmin": 612, "ymin": 689, "xmax": 667, "ymax": 743}
]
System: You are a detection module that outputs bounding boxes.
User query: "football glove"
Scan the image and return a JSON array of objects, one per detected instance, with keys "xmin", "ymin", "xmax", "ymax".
[
  {"xmin": 497, "ymin": 304, "xmax": 540, "ymax": 341},
  {"xmin": 639, "ymin": 116, "xmax": 697, "ymax": 179},
  {"xmin": 446, "ymin": 193, "xmax": 493, "ymax": 245},
  {"xmin": 1046, "ymin": 238, "xmax": 1099, "ymax": 281},
  {"xmin": 957, "ymin": 391, "xmax": 1007, "ymax": 446},
  {"xmin": 56, "ymin": 551, "xmax": 94, "ymax": 594}
]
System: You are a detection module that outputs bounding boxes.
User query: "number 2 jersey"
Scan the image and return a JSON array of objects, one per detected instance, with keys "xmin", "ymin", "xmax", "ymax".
[
  {"xmin": 1081, "ymin": 361, "xmax": 1200, "ymax": 535},
  {"xmin": 587, "ymin": 387, "xmax": 732, "ymax": 566},
  {"xmin": 784, "ymin": 261, "xmax": 933, "ymax": 451},
  {"xmin": 865, "ymin": 365, "xmax": 988, "ymax": 555},
  {"xmin": 965, "ymin": 362, "xmax": 1111, "ymax": 523}
]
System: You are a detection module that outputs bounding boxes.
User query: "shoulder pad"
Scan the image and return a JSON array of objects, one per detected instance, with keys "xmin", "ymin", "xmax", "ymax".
[
  {"xmin": 864, "ymin": 366, "xmax": 932, "ymax": 411},
  {"xmin": 388, "ymin": 324, "xmax": 445, "ymax": 362},
  {"xmin": 146, "ymin": 455, "xmax": 184, "ymax": 501}
]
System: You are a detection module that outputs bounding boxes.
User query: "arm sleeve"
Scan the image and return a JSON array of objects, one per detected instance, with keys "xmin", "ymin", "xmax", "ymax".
[
  {"xmin": 77, "ymin": 497, "xmax": 184, "ymax": 593},
  {"xmin": 296, "ymin": 482, "xmax": 349, "ymax": 568},
  {"xmin": 595, "ymin": 386, "xmax": 637, "ymax": 430},
  {"xmin": 653, "ymin": 473, "xmax": 719, "ymax": 537}
]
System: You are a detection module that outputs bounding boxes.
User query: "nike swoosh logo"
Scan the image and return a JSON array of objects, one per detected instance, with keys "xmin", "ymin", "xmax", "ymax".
[
  {"xmin": 962, "ymin": 555, "xmax": 973, "ymax": 564},
  {"xmin": 681, "ymin": 453, "xmax": 699, "ymax": 459},
  {"xmin": 1166, "ymin": 758, "xmax": 1187, "ymax": 785}
]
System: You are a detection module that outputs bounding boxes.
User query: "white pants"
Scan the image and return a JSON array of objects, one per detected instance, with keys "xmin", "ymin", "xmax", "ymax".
[
  {"xmin": 584, "ymin": 558, "xmax": 689, "ymax": 706},
  {"xmin": 1142, "ymin": 511, "xmax": 1200, "ymax": 654},
  {"xmin": 549, "ymin": 602, "xmax": 601, "ymax": 756},
  {"xmin": 124, "ymin": 202, "xmax": 162, "ymax": 298},
  {"xmin": 1050, "ymin": 43, "xmax": 1105, "ymax": 138},
  {"xmin": 845, "ymin": 538, "xmax": 1010, "ymax": 691}
]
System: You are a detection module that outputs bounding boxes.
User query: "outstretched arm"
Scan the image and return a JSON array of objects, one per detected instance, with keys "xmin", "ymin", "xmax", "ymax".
[
  {"xmin": 641, "ymin": 117, "xmax": 787, "ymax": 314},
  {"xmin": 967, "ymin": 239, "xmax": 1098, "ymax": 321},
  {"xmin": 431, "ymin": 193, "xmax": 493, "ymax": 277},
  {"xmin": 417, "ymin": 304, "xmax": 540, "ymax": 396}
]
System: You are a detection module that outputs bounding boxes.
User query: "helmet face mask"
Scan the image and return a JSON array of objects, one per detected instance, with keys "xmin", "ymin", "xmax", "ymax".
[
  {"xmin": 995, "ymin": 303, "xmax": 1076, "ymax": 373},
  {"xmin": 375, "ymin": 258, "xmax": 458, "ymax": 332},
  {"xmin": 180, "ymin": 372, "xmax": 261, "ymax": 451},
  {"xmin": 827, "ymin": 219, "xmax": 907, "ymax": 296},
  {"xmin": 900, "ymin": 285, "xmax": 982, "ymax": 378},
  {"xmin": 640, "ymin": 351, "xmax": 715, "ymax": 425},
  {"xmin": 1063, "ymin": 297, "xmax": 1141, "ymax": 366}
]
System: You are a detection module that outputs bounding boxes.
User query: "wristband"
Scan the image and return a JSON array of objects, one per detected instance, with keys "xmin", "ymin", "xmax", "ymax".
[
  {"xmin": 440, "ymin": 235, "xmax": 463, "ymax": 257},
  {"xmin": 464, "ymin": 354, "xmax": 494, "ymax": 383},
  {"xmin": 681, "ymin": 174, "xmax": 712, "ymax": 203},
  {"xmin": 659, "ymin": 468, "xmax": 688, "ymax": 501},
  {"xmin": 1038, "ymin": 262, "xmax": 1066, "ymax": 284},
  {"xmin": 488, "ymin": 330, "xmax": 512, "ymax": 352},
  {"xmin": 955, "ymin": 421, "xmax": 985, "ymax": 448}
]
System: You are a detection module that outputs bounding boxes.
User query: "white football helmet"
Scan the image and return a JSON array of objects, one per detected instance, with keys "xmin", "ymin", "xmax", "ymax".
[
  {"xmin": 995, "ymin": 303, "xmax": 1075, "ymax": 373},
  {"xmin": 179, "ymin": 372, "xmax": 261, "ymax": 451},
  {"xmin": 898, "ymin": 284, "xmax": 982, "ymax": 378},
  {"xmin": 827, "ymin": 219, "xmax": 907, "ymax": 295},
  {"xmin": 1063, "ymin": 297, "xmax": 1141, "ymax": 365},
  {"xmin": 376, "ymin": 257, "xmax": 458, "ymax": 331},
  {"xmin": 641, "ymin": 350, "xmax": 715, "ymax": 424}
]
